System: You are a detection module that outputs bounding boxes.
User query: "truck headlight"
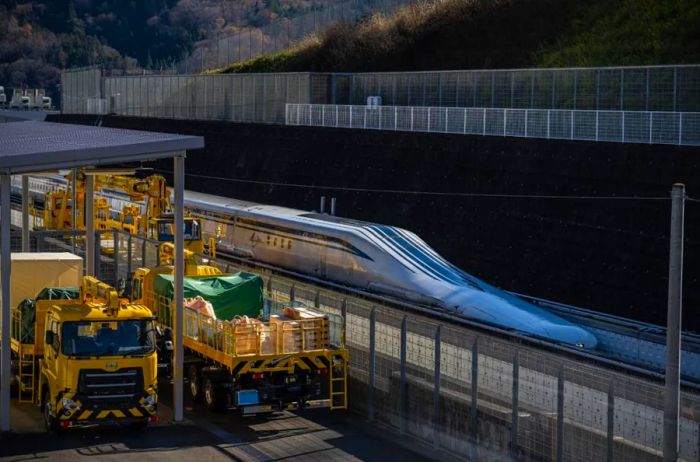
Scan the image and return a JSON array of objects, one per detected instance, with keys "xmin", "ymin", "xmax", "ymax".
[{"xmin": 62, "ymin": 397, "xmax": 80, "ymax": 411}]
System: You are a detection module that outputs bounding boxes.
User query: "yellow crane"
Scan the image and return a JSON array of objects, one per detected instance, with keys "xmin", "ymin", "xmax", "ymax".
[{"xmin": 39, "ymin": 172, "xmax": 209, "ymax": 255}]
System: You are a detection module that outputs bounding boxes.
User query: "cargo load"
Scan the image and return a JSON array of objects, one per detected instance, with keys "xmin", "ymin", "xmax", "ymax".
[
  {"xmin": 153, "ymin": 272, "xmax": 263, "ymax": 321},
  {"xmin": 16, "ymin": 287, "xmax": 79, "ymax": 343}
]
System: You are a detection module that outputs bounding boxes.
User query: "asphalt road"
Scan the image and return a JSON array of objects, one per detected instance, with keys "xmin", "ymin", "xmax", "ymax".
[{"xmin": 0, "ymin": 386, "xmax": 427, "ymax": 462}]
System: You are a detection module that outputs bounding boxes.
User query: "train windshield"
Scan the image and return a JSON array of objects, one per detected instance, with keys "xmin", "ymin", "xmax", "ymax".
[
  {"xmin": 62, "ymin": 320, "xmax": 155, "ymax": 357},
  {"xmin": 157, "ymin": 218, "xmax": 200, "ymax": 241}
]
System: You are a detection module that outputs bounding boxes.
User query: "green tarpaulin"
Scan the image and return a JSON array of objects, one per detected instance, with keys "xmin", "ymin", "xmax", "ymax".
[
  {"xmin": 16, "ymin": 287, "xmax": 79, "ymax": 344},
  {"xmin": 153, "ymin": 273, "xmax": 263, "ymax": 321}
]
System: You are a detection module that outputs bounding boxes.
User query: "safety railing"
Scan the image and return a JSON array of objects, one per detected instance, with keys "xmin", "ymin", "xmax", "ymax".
[{"xmin": 286, "ymin": 103, "xmax": 700, "ymax": 146}]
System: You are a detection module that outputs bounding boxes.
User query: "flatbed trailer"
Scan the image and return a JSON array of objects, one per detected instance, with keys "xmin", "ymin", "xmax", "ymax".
[{"xmin": 134, "ymin": 258, "xmax": 348, "ymax": 415}]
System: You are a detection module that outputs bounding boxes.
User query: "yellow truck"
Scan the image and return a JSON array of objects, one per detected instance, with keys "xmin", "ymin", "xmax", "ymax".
[
  {"xmin": 130, "ymin": 245, "xmax": 348, "ymax": 415},
  {"xmin": 10, "ymin": 276, "xmax": 159, "ymax": 431}
]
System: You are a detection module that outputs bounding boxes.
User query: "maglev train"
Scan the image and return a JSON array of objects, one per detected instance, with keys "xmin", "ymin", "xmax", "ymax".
[
  {"xmin": 184, "ymin": 191, "xmax": 598, "ymax": 349},
  {"xmin": 16, "ymin": 176, "xmax": 597, "ymax": 348}
]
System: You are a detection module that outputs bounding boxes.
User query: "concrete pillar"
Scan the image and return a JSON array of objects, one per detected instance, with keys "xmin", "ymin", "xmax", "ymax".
[
  {"xmin": 21, "ymin": 175, "xmax": 29, "ymax": 252},
  {"xmin": 173, "ymin": 154, "xmax": 185, "ymax": 422},
  {"xmin": 1, "ymin": 174, "xmax": 12, "ymax": 432}
]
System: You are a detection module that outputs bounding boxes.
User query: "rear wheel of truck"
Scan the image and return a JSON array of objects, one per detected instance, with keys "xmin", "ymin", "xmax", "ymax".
[
  {"xmin": 42, "ymin": 390, "xmax": 60, "ymax": 434},
  {"xmin": 203, "ymin": 378, "xmax": 225, "ymax": 412},
  {"xmin": 188, "ymin": 365, "xmax": 202, "ymax": 403}
]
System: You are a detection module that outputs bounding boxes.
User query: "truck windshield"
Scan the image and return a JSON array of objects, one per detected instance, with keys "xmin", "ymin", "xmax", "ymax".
[{"xmin": 62, "ymin": 320, "xmax": 155, "ymax": 357}]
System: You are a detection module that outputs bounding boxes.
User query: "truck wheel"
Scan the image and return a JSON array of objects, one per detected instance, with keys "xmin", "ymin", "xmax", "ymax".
[
  {"xmin": 203, "ymin": 378, "xmax": 225, "ymax": 413},
  {"xmin": 43, "ymin": 390, "xmax": 60, "ymax": 434},
  {"xmin": 188, "ymin": 365, "xmax": 202, "ymax": 402}
]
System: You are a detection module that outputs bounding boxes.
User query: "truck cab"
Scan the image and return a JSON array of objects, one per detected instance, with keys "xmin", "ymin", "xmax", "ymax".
[
  {"xmin": 147, "ymin": 215, "xmax": 204, "ymax": 254},
  {"xmin": 36, "ymin": 277, "xmax": 158, "ymax": 431}
]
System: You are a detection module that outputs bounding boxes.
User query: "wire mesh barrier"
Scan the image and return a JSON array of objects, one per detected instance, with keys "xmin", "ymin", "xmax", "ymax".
[
  {"xmin": 337, "ymin": 65, "xmax": 700, "ymax": 112},
  {"xmin": 176, "ymin": 0, "xmax": 416, "ymax": 74},
  {"xmin": 6, "ymin": 227, "xmax": 700, "ymax": 460},
  {"xmin": 286, "ymin": 103, "xmax": 700, "ymax": 146}
]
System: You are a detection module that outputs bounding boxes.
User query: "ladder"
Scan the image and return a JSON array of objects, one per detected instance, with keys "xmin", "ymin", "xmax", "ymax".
[
  {"xmin": 18, "ymin": 345, "xmax": 36, "ymax": 403},
  {"xmin": 329, "ymin": 353, "xmax": 347, "ymax": 410}
]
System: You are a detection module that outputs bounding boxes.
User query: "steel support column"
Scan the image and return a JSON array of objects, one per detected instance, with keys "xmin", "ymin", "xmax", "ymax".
[
  {"xmin": 1, "ymin": 175, "xmax": 12, "ymax": 432},
  {"xmin": 173, "ymin": 154, "xmax": 186, "ymax": 422},
  {"xmin": 21, "ymin": 175, "xmax": 29, "ymax": 252},
  {"xmin": 663, "ymin": 183, "xmax": 685, "ymax": 462},
  {"xmin": 72, "ymin": 169, "xmax": 78, "ymax": 254},
  {"xmin": 86, "ymin": 174, "xmax": 95, "ymax": 276}
]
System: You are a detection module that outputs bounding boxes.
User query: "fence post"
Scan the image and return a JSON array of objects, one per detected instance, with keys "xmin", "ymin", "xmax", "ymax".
[
  {"xmin": 341, "ymin": 299, "xmax": 347, "ymax": 347},
  {"xmin": 411, "ymin": 107, "xmax": 414, "ymax": 131},
  {"xmin": 463, "ymin": 108, "xmax": 467, "ymax": 134},
  {"xmin": 336, "ymin": 105, "xmax": 339, "ymax": 127},
  {"xmin": 547, "ymin": 110, "xmax": 551, "ymax": 139},
  {"xmin": 141, "ymin": 238, "xmax": 147, "ymax": 268},
  {"xmin": 314, "ymin": 289, "xmax": 320, "ymax": 308},
  {"xmin": 649, "ymin": 112, "xmax": 654, "ymax": 144},
  {"xmin": 482, "ymin": 108, "xmax": 486, "ymax": 136},
  {"xmin": 427, "ymin": 107, "xmax": 431, "ymax": 131},
  {"xmin": 503, "ymin": 109, "xmax": 507, "ymax": 136},
  {"xmin": 350, "ymin": 105, "xmax": 353, "ymax": 127},
  {"xmin": 445, "ymin": 107, "xmax": 448, "ymax": 133},
  {"xmin": 470, "ymin": 337, "xmax": 479, "ymax": 459},
  {"xmin": 400, "ymin": 315, "xmax": 408, "ymax": 435},
  {"xmin": 113, "ymin": 229, "xmax": 120, "ymax": 288},
  {"xmin": 395, "ymin": 106, "xmax": 398, "ymax": 130},
  {"xmin": 322, "ymin": 105, "xmax": 325, "ymax": 127},
  {"xmin": 368, "ymin": 306, "xmax": 376, "ymax": 422},
  {"xmin": 289, "ymin": 283, "xmax": 295, "ymax": 303},
  {"xmin": 525, "ymin": 110, "xmax": 529, "ymax": 137},
  {"xmin": 511, "ymin": 351, "xmax": 519, "ymax": 458},
  {"xmin": 607, "ymin": 379, "xmax": 614, "ymax": 461},
  {"xmin": 622, "ymin": 111, "xmax": 626, "ymax": 143},
  {"xmin": 679, "ymin": 112, "xmax": 683, "ymax": 145},
  {"xmin": 596, "ymin": 111, "xmax": 600, "ymax": 141},
  {"xmin": 433, "ymin": 325, "xmax": 442, "ymax": 450},
  {"xmin": 570, "ymin": 110, "xmax": 574, "ymax": 140},
  {"xmin": 556, "ymin": 364, "xmax": 565, "ymax": 462}
]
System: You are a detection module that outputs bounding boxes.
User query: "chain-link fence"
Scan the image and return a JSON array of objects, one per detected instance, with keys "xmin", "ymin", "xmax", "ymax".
[
  {"xmin": 176, "ymin": 0, "xmax": 416, "ymax": 73},
  {"xmin": 14, "ymin": 226, "xmax": 695, "ymax": 461},
  {"xmin": 286, "ymin": 103, "xmax": 700, "ymax": 146},
  {"xmin": 337, "ymin": 65, "xmax": 700, "ymax": 112}
]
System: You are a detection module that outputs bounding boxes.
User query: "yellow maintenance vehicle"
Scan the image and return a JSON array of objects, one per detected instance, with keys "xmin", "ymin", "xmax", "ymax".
[
  {"xmin": 130, "ymin": 244, "xmax": 348, "ymax": 415},
  {"xmin": 39, "ymin": 172, "xmax": 207, "ymax": 254},
  {"xmin": 10, "ymin": 276, "xmax": 159, "ymax": 431}
]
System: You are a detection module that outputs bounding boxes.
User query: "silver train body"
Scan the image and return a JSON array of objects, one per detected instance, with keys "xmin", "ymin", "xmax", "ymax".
[{"xmin": 16, "ymin": 176, "xmax": 598, "ymax": 348}]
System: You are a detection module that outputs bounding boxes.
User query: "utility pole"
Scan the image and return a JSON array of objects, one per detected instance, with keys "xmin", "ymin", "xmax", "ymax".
[{"xmin": 663, "ymin": 183, "xmax": 685, "ymax": 462}]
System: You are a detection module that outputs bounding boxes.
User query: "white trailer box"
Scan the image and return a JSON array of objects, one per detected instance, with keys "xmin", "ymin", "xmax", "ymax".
[{"xmin": 9, "ymin": 253, "xmax": 83, "ymax": 307}]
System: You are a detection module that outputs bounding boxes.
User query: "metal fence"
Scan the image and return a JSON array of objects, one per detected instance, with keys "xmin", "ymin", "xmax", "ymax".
[
  {"xmin": 177, "ymin": 0, "xmax": 416, "ymax": 73},
  {"xmin": 60, "ymin": 66, "xmax": 102, "ymax": 114},
  {"xmin": 337, "ymin": 65, "xmax": 700, "ymax": 112},
  {"xmin": 12, "ymin": 225, "xmax": 698, "ymax": 461},
  {"xmin": 286, "ymin": 103, "xmax": 700, "ymax": 146}
]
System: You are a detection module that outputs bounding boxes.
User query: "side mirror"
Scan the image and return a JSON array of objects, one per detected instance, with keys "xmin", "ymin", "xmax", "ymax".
[{"xmin": 45, "ymin": 331, "xmax": 54, "ymax": 348}]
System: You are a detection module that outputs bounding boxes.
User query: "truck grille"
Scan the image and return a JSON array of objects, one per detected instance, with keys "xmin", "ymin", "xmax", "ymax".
[{"xmin": 78, "ymin": 368, "xmax": 143, "ymax": 402}]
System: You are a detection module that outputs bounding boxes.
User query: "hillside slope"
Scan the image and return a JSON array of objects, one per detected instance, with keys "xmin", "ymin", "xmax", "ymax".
[{"xmin": 213, "ymin": 0, "xmax": 700, "ymax": 74}]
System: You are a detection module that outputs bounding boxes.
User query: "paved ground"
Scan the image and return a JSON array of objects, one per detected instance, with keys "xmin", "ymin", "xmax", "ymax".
[{"xmin": 0, "ymin": 391, "xmax": 427, "ymax": 462}]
